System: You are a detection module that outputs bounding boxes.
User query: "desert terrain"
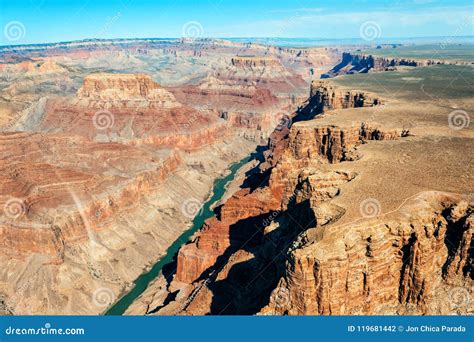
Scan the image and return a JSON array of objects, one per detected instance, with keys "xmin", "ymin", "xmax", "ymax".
[
  {"xmin": 0, "ymin": 38, "xmax": 338, "ymax": 314},
  {"xmin": 0, "ymin": 40, "xmax": 472, "ymax": 316},
  {"xmin": 125, "ymin": 44, "xmax": 473, "ymax": 316}
]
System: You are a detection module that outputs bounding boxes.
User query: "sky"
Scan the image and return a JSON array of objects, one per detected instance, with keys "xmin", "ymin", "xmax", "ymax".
[{"xmin": 0, "ymin": 0, "xmax": 473, "ymax": 45}]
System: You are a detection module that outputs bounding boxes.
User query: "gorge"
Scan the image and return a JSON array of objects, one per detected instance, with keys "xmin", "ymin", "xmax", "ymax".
[
  {"xmin": 124, "ymin": 52, "xmax": 473, "ymax": 316},
  {"xmin": 0, "ymin": 39, "xmax": 472, "ymax": 316},
  {"xmin": 0, "ymin": 38, "xmax": 336, "ymax": 315}
]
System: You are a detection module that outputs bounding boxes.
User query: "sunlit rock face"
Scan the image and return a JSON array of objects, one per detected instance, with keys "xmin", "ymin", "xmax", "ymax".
[
  {"xmin": 0, "ymin": 39, "xmax": 337, "ymax": 314},
  {"xmin": 78, "ymin": 73, "xmax": 180, "ymax": 106},
  {"xmin": 130, "ymin": 71, "xmax": 473, "ymax": 316}
]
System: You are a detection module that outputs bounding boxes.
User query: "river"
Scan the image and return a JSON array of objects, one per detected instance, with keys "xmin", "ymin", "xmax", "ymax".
[{"xmin": 105, "ymin": 156, "xmax": 251, "ymax": 315}]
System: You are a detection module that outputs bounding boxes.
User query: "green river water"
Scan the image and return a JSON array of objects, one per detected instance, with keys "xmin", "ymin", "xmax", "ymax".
[{"xmin": 105, "ymin": 156, "xmax": 250, "ymax": 315}]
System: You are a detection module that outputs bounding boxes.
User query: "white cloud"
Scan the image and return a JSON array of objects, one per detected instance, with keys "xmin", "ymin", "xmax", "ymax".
[
  {"xmin": 210, "ymin": 5, "xmax": 474, "ymax": 38},
  {"xmin": 267, "ymin": 7, "xmax": 324, "ymax": 14}
]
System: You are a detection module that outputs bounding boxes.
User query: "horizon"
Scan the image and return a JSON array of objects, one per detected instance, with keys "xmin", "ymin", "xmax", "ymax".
[
  {"xmin": 1, "ymin": 0, "xmax": 473, "ymax": 46},
  {"xmin": 1, "ymin": 35, "xmax": 473, "ymax": 49}
]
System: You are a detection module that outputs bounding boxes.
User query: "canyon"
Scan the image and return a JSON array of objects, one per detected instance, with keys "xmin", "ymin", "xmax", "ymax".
[
  {"xmin": 0, "ymin": 39, "xmax": 472, "ymax": 316},
  {"xmin": 125, "ymin": 52, "xmax": 473, "ymax": 316},
  {"xmin": 0, "ymin": 39, "xmax": 338, "ymax": 314},
  {"xmin": 322, "ymin": 51, "xmax": 471, "ymax": 78}
]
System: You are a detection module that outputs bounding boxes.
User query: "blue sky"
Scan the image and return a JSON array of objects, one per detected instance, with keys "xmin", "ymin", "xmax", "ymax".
[{"xmin": 0, "ymin": 0, "xmax": 473, "ymax": 45}]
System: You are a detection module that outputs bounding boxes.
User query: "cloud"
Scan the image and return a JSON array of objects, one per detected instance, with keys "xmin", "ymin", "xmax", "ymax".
[
  {"xmin": 267, "ymin": 7, "xmax": 324, "ymax": 14},
  {"xmin": 210, "ymin": 5, "xmax": 474, "ymax": 38}
]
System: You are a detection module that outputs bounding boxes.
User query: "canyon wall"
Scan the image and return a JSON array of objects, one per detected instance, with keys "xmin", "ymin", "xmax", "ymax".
[
  {"xmin": 262, "ymin": 192, "xmax": 472, "ymax": 315},
  {"xmin": 0, "ymin": 69, "xmax": 259, "ymax": 315},
  {"xmin": 322, "ymin": 52, "xmax": 467, "ymax": 78},
  {"xmin": 128, "ymin": 78, "xmax": 472, "ymax": 316},
  {"xmin": 1, "ymin": 38, "xmax": 337, "ymax": 315}
]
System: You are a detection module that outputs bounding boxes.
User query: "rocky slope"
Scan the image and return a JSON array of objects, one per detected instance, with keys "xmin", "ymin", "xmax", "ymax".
[
  {"xmin": 262, "ymin": 191, "xmax": 472, "ymax": 315},
  {"xmin": 35, "ymin": 73, "xmax": 228, "ymax": 147},
  {"xmin": 127, "ymin": 77, "xmax": 473, "ymax": 316},
  {"xmin": 0, "ymin": 72, "xmax": 255, "ymax": 315},
  {"xmin": 322, "ymin": 52, "xmax": 469, "ymax": 78},
  {"xmin": 77, "ymin": 73, "xmax": 179, "ymax": 104},
  {"xmin": 0, "ymin": 39, "xmax": 339, "ymax": 315}
]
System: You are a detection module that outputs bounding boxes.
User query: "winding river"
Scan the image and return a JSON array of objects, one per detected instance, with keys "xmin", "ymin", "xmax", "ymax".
[{"xmin": 105, "ymin": 156, "xmax": 251, "ymax": 315}]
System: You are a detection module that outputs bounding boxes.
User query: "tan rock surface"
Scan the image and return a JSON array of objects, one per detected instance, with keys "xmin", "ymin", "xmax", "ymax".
[
  {"xmin": 135, "ymin": 66, "xmax": 473, "ymax": 316},
  {"xmin": 0, "ymin": 38, "xmax": 336, "ymax": 314}
]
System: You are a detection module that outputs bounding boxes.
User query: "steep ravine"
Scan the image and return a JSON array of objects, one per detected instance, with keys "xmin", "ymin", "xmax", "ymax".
[
  {"xmin": 105, "ymin": 155, "xmax": 252, "ymax": 315},
  {"xmin": 125, "ymin": 78, "xmax": 473, "ymax": 315}
]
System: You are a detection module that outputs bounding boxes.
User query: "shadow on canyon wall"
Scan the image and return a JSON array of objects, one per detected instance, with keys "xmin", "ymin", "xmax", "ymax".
[{"xmin": 204, "ymin": 199, "xmax": 316, "ymax": 315}]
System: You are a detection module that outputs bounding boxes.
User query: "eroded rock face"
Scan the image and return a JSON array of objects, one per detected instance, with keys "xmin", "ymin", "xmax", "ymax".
[
  {"xmin": 322, "ymin": 52, "xmax": 465, "ymax": 78},
  {"xmin": 20, "ymin": 73, "xmax": 229, "ymax": 148},
  {"xmin": 0, "ymin": 71, "xmax": 257, "ymax": 315},
  {"xmin": 169, "ymin": 66, "xmax": 308, "ymax": 143},
  {"xmin": 287, "ymin": 123, "xmax": 399, "ymax": 163},
  {"xmin": 174, "ymin": 188, "xmax": 282, "ymax": 284},
  {"xmin": 0, "ymin": 130, "xmax": 256, "ymax": 315},
  {"xmin": 170, "ymin": 122, "xmax": 381, "ymax": 287},
  {"xmin": 0, "ymin": 39, "xmax": 341, "ymax": 315},
  {"xmin": 133, "ymin": 76, "xmax": 472, "ymax": 317},
  {"xmin": 262, "ymin": 193, "xmax": 473, "ymax": 315},
  {"xmin": 0, "ymin": 132, "xmax": 181, "ymax": 259},
  {"xmin": 309, "ymin": 80, "xmax": 381, "ymax": 110},
  {"xmin": 231, "ymin": 56, "xmax": 283, "ymax": 68},
  {"xmin": 78, "ymin": 73, "xmax": 179, "ymax": 106}
]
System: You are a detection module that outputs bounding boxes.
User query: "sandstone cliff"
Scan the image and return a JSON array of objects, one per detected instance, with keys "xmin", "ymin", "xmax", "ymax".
[
  {"xmin": 262, "ymin": 192, "xmax": 472, "ymax": 315},
  {"xmin": 322, "ymin": 52, "xmax": 465, "ymax": 78},
  {"xmin": 127, "ymin": 79, "xmax": 472, "ymax": 316},
  {"xmin": 0, "ymin": 39, "xmax": 340, "ymax": 315},
  {"xmin": 231, "ymin": 56, "xmax": 282, "ymax": 68},
  {"xmin": 78, "ymin": 73, "xmax": 179, "ymax": 106}
]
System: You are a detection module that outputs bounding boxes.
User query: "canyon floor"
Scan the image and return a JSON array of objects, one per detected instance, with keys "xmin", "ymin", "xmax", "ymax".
[{"xmin": 0, "ymin": 40, "xmax": 472, "ymax": 315}]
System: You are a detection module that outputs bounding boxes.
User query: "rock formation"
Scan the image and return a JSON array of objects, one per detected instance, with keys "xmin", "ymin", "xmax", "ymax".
[
  {"xmin": 230, "ymin": 56, "xmax": 282, "ymax": 68},
  {"xmin": 0, "ymin": 38, "xmax": 339, "ymax": 315},
  {"xmin": 322, "ymin": 52, "xmax": 465, "ymax": 78},
  {"xmin": 262, "ymin": 192, "xmax": 472, "ymax": 315},
  {"xmin": 127, "ymin": 76, "xmax": 473, "ymax": 316},
  {"xmin": 309, "ymin": 80, "xmax": 381, "ymax": 111},
  {"xmin": 77, "ymin": 73, "xmax": 179, "ymax": 106},
  {"xmin": 2, "ymin": 39, "xmax": 471, "ymax": 317}
]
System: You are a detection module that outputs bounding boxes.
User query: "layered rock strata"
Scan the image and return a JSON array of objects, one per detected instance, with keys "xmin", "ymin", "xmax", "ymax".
[
  {"xmin": 0, "ymin": 39, "xmax": 341, "ymax": 315},
  {"xmin": 127, "ymin": 79, "xmax": 472, "ymax": 316},
  {"xmin": 322, "ymin": 52, "xmax": 468, "ymax": 78},
  {"xmin": 0, "ymin": 72, "xmax": 257, "ymax": 315},
  {"xmin": 262, "ymin": 192, "xmax": 473, "ymax": 315}
]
